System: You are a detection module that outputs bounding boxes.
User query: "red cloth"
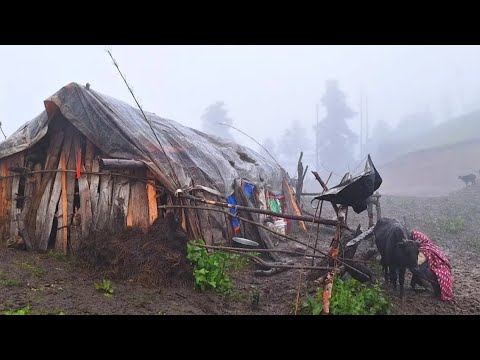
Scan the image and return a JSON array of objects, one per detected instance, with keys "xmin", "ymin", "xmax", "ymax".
[{"xmin": 411, "ymin": 230, "xmax": 454, "ymax": 301}]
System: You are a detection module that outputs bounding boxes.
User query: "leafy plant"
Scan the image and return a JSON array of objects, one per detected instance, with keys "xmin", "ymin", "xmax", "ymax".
[
  {"xmin": 95, "ymin": 279, "xmax": 114, "ymax": 297},
  {"xmin": 3, "ymin": 306, "xmax": 31, "ymax": 315},
  {"xmin": 301, "ymin": 278, "xmax": 391, "ymax": 315},
  {"xmin": 440, "ymin": 217, "xmax": 465, "ymax": 234},
  {"xmin": 186, "ymin": 240, "xmax": 251, "ymax": 295},
  {"xmin": 20, "ymin": 262, "xmax": 44, "ymax": 277}
]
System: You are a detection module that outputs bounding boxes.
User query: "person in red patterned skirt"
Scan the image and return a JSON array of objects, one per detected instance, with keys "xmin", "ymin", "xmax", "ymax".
[{"xmin": 410, "ymin": 230, "xmax": 454, "ymax": 301}]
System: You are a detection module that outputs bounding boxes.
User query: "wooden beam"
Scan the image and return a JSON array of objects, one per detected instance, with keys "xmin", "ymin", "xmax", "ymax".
[{"xmin": 98, "ymin": 158, "xmax": 145, "ymax": 170}]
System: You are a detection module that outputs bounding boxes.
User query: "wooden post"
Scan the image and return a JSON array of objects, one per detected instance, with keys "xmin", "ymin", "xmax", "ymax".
[
  {"xmin": 282, "ymin": 178, "xmax": 307, "ymax": 234},
  {"xmin": 295, "ymin": 152, "xmax": 308, "ymax": 205}
]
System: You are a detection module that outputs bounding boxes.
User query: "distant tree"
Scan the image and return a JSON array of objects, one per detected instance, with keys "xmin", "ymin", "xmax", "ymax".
[
  {"xmin": 259, "ymin": 137, "xmax": 278, "ymax": 162},
  {"xmin": 278, "ymin": 120, "xmax": 311, "ymax": 174},
  {"xmin": 201, "ymin": 101, "xmax": 234, "ymax": 140},
  {"xmin": 316, "ymin": 80, "xmax": 357, "ymax": 173}
]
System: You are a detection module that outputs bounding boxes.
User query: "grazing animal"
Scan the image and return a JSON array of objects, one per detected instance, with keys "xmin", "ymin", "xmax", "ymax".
[
  {"xmin": 374, "ymin": 217, "xmax": 419, "ymax": 297},
  {"xmin": 458, "ymin": 173, "xmax": 476, "ymax": 186}
]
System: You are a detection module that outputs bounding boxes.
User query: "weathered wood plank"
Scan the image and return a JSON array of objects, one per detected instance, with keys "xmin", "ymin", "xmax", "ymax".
[
  {"xmin": 67, "ymin": 134, "xmax": 80, "ymax": 252},
  {"xmin": 49, "ymin": 129, "xmax": 73, "ymax": 251},
  {"xmin": 58, "ymin": 152, "xmax": 68, "ymax": 252},
  {"xmin": 78, "ymin": 164, "xmax": 93, "ymax": 240},
  {"xmin": 127, "ymin": 169, "xmax": 149, "ymax": 231},
  {"xmin": 35, "ymin": 176, "xmax": 54, "ymax": 241},
  {"xmin": 95, "ymin": 172, "xmax": 113, "ymax": 230},
  {"xmin": 111, "ymin": 171, "xmax": 129, "ymax": 232},
  {"xmin": 10, "ymin": 154, "xmax": 24, "ymax": 237},
  {"xmin": 85, "ymin": 139, "xmax": 95, "ymax": 185},
  {"xmin": 26, "ymin": 130, "xmax": 64, "ymax": 250},
  {"xmin": 37, "ymin": 159, "xmax": 62, "ymax": 251},
  {"xmin": 147, "ymin": 181, "xmax": 158, "ymax": 225},
  {"xmin": 89, "ymin": 159, "xmax": 100, "ymax": 218},
  {"xmin": 17, "ymin": 162, "xmax": 41, "ymax": 250}
]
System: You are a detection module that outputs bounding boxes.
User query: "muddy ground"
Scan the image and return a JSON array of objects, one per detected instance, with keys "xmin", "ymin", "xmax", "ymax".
[{"xmin": 1, "ymin": 184, "xmax": 479, "ymax": 315}]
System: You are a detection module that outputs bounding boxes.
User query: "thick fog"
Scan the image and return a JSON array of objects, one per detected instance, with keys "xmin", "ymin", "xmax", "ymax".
[{"xmin": 1, "ymin": 45, "xmax": 480, "ymax": 183}]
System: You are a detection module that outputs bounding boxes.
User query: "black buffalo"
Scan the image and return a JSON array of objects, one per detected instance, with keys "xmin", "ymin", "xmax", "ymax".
[{"xmin": 374, "ymin": 218, "xmax": 419, "ymax": 297}]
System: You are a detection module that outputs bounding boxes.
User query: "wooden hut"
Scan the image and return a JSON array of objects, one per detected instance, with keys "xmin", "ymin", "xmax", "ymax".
[{"xmin": 0, "ymin": 83, "xmax": 295, "ymax": 254}]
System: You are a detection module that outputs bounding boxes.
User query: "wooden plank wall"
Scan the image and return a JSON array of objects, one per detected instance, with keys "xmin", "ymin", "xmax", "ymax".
[{"xmin": 0, "ymin": 120, "xmax": 187, "ymax": 252}]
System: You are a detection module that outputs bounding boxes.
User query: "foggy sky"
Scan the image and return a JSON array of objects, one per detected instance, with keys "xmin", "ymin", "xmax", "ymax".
[{"xmin": 1, "ymin": 45, "xmax": 480, "ymax": 153}]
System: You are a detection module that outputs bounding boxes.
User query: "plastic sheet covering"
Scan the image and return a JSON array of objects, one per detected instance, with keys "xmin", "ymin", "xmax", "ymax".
[
  {"xmin": 0, "ymin": 83, "xmax": 285, "ymax": 197},
  {"xmin": 313, "ymin": 155, "xmax": 382, "ymax": 213}
]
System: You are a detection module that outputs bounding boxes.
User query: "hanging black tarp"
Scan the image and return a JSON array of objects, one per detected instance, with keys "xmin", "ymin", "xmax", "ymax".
[{"xmin": 313, "ymin": 155, "xmax": 382, "ymax": 214}]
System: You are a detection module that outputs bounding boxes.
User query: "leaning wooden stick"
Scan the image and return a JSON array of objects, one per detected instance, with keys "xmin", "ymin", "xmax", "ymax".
[
  {"xmin": 176, "ymin": 191, "xmax": 350, "ymax": 229},
  {"xmin": 311, "ymin": 170, "xmax": 339, "ymax": 214}
]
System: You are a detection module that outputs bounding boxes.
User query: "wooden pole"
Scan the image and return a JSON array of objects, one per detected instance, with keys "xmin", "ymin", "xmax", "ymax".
[
  {"xmin": 176, "ymin": 191, "xmax": 349, "ymax": 230},
  {"xmin": 98, "ymin": 158, "xmax": 146, "ymax": 170}
]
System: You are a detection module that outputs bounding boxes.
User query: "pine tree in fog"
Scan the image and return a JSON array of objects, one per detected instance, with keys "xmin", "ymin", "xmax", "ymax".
[{"xmin": 201, "ymin": 101, "xmax": 234, "ymax": 140}]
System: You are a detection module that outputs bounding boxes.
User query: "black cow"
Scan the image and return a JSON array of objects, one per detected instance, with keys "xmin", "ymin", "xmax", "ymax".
[
  {"xmin": 374, "ymin": 218, "xmax": 419, "ymax": 297},
  {"xmin": 458, "ymin": 174, "xmax": 476, "ymax": 186}
]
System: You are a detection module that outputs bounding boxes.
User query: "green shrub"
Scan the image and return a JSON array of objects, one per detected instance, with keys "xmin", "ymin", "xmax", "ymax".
[
  {"xmin": 186, "ymin": 240, "xmax": 251, "ymax": 295},
  {"xmin": 302, "ymin": 278, "xmax": 391, "ymax": 315}
]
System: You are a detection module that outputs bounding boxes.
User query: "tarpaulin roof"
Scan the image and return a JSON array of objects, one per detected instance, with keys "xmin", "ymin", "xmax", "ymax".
[{"xmin": 0, "ymin": 82, "xmax": 285, "ymax": 197}]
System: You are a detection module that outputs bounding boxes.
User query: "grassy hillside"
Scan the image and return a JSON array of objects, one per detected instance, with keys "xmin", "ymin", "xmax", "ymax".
[{"xmin": 410, "ymin": 109, "xmax": 480, "ymax": 152}]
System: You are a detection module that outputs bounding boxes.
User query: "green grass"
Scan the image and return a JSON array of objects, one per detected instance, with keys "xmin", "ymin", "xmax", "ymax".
[
  {"xmin": 440, "ymin": 217, "xmax": 465, "ymax": 234},
  {"xmin": 2, "ymin": 306, "xmax": 31, "ymax": 315},
  {"xmin": 47, "ymin": 250, "xmax": 67, "ymax": 261},
  {"xmin": 20, "ymin": 262, "xmax": 44, "ymax": 277},
  {"xmin": 0, "ymin": 270, "xmax": 21, "ymax": 287},
  {"xmin": 2, "ymin": 306, "xmax": 65, "ymax": 315},
  {"xmin": 411, "ymin": 110, "xmax": 480, "ymax": 152}
]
